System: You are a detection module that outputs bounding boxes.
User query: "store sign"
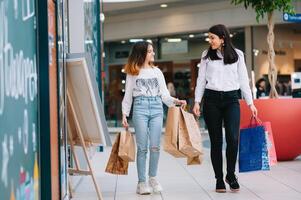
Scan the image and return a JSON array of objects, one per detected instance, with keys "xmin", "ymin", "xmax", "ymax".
[
  {"xmin": 283, "ymin": 13, "xmax": 301, "ymax": 22},
  {"xmin": 262, "ymin": 50, "xmax": 286, "ymax": 56},
  {"xmin": 162, "ymin": 40, "xmax": 188, "ymax": 55}
]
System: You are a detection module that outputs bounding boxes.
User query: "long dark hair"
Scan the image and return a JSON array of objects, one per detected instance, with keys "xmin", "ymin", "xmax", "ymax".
[
  {"xmin": 124, "ymin": 41, "xmax": 154, "ymax": 75},
  {"xmin": 204, "ymin": 24, "xmax": 238, "ymax": 64}
]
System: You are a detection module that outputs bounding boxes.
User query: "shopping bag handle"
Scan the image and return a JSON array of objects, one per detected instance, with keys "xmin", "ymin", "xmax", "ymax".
[
  {"xmin": 180, "ymin": 105, "xmax": 188, "ymax": 111},
  {"xmin": 248, "ymin": 116, "xmax": 262, "ymax": 127}
]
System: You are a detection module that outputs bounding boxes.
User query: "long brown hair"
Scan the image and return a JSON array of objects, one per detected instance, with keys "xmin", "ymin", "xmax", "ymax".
[{"xmin": 124, "ymin": 41, "xmax": 154, "ymax": 75}]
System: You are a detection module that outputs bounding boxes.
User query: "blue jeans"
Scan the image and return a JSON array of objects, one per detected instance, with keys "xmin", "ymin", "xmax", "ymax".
[{"xmin": 132, "ymin": 96, "xmax": 163, "ymax": 183}]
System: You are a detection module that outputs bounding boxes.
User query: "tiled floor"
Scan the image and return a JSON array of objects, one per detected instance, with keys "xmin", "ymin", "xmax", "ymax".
[{"xmin": 70, "ymin": 133, "xmax": 301, "ymax": 200}]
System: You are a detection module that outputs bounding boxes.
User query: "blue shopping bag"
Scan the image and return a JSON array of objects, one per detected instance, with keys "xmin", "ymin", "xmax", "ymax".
[{"xmin": 239, "ymin": 117, "xmax": 270, "ymax": 172}]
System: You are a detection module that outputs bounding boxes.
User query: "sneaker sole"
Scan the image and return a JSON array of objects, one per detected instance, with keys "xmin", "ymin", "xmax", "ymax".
[
  {"xmin": 136, "ymin": 191, "xmax": 151, "ymax": 195},
  {"xmin": 215, "ymin": 189, "xmax": 226, "ymax": 193},
  {"xmin": 152, "ymin": 189, "xmax": 163, "ymax": 193}
]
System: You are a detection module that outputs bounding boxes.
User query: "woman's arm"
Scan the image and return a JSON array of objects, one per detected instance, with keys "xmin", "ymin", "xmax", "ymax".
[
  {"xmin": 194, "ymin": 52, "xmax": 207, "ymax": 103},
  {"xmin": 237, "ymin": 50, "xmax": 257, "ymax": 117},
  {"xmin": 155, "ymin": 68, "xmax": 186, "ymax": 107},
  {"xmin": 193, "ymin": 51, "xmax": 207, "ymax": 116},
  {"xmin": 156, "ymin": 68, "xmax": 178, "ymax": 106},
  {"xmin": 237, "ymin": 50, "xmax": 253, "ymax": 106},
  {"xmin": 122, "ymin": 74, "xmax": 134, "ymax": 117}
]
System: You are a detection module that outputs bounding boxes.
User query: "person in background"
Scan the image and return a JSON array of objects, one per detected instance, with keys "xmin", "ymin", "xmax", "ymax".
[
  {"xmin": 192, "ymin": 24, "xmax": 257, "ymax": 193},
  {"xmin": 255, "ymin": 78, "xmax": 267, "ymax": 98},
  {"xmin": 167, "ymin": 82, "xmax": 176, "ymax": 97},
  {"xmin": 122, "ymin": 41, "xmax": 186, "ymax": 195}
]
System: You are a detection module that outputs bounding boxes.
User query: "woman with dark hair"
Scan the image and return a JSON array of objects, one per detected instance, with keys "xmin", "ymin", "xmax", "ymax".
[
  {"xmin": 256, "ymin": 78, "xmax": 267, "ymax": 98},
  {"xmin": 122, "ymin": 41, "xmax": 186, "ymax": 195},
  {"xmin": 193, "ymin": 24, "xmax": 257, "ymax": 193}
]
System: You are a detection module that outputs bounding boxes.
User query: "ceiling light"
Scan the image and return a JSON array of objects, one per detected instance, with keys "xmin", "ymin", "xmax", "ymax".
[
  {"xmin": 230, "ymin": 34, "xmax": 233, "ymax": 38},
  {"xmin": 85, "ymin": 40, "xmax": 93, "ymax": 44},
  {"xmin": 100, "ymin": 13, "xmax": 105, "ymax": 22},
  {"xmin": 253, "ymin": 49, "xmax": 259, "ymax": 56},
  {"xmin": 167, "ymin": 38, "xmax": 182, "ymax": 43},
  {"xmin": 204, "ymin": 33, "xmax": 209, "ymax": 36},
  {"xmin": 121, "ymin": 40, "xmax": 126, "ymax": 44},
  {"xmin": 189, "ymin": 34, "xmax": 194, "ymax": 38},
  {"xmin": 160, "ymin": 4, "xmax": 168, "ymax": 8},
  {"xmin": 205, "ymin": 38, "xmax": 209, "ymax": 42},
  {"xmin": 129, "ymin": 39, "xmax": 144, "ymax": 43}
]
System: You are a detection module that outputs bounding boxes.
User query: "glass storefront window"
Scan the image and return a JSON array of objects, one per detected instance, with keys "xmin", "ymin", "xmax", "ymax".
[{"xmin": 252, "ymin": 23, "xmax": 301, "ymax": 98}]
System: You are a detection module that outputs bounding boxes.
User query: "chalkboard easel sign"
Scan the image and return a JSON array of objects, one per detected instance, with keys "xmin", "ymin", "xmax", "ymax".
[
  {"xmin": 0, "ymin": 0, "xmax": 39, "ymax": 199},
  {"xmin": 66, "ymin": 53, "xmax": 111, "ymax": 200}
]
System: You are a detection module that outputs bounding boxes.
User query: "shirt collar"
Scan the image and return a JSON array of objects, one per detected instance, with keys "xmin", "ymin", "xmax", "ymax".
[{"xmin": 217, "ymin": 49, "xmax": 223, "ymax": 58}]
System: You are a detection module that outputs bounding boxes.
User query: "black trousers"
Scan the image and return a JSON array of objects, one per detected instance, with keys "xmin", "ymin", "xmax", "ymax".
[{"xmin": 203, "ymin": 89, "xmax": 240, "ymax": 180}]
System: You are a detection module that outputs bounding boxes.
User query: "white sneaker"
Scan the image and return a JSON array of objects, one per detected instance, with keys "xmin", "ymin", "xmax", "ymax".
[
  {"xmin": 149, "ymin": 177, "xmax": 163, "ymax": 193},
  {"xmin": 136, "ymin": 182, "xmax": 151, "ymax": 195}
]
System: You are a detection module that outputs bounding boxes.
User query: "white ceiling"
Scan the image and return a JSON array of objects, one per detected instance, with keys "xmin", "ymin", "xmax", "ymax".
[
  {"xmin": 103, "ymin": 0, "xmax": 223, "ymax": 15},
  {"xmin": 103, "ymin": 0, "xmax": 182, "ymax": 12}
]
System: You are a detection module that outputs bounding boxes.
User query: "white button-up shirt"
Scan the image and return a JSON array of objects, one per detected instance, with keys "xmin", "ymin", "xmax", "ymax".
[{"xmin": 194, "ymin": 49, "xmax": 253, "ymax": 105}]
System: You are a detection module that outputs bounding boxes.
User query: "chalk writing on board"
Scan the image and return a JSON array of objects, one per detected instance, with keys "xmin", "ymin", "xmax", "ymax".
[
  {"xmin": 32, "ymin": 123, "xmax": 36, "ymax": 152},
  {"xmin": 18, "ymin": 127, "xmax": 22, "ymax": 144},
  {"xmin": 9, "ymin": 135, "xmax": 14, "ymax": 156},
  {"xmin": 22, "ymin": 0, "xmax": 34, "ymax": 21},
  {"xmin": 14, "ymin": 0, "xmax": 18, "ymax": 19},
  {"xmin": 1, "ymin": 134, "xmax": 9, "ymax": 187},
  {"xmin": 23, "ymin": 109, "xmax": 28, "ymax": 154},
  {"xmin": 0, "ymin": 4, "xmax": 38, "ymax": 115},
  {"xmin": 0, "ymin": 1, "xmax": 39, "ymax": 199},
  {"xmin": 0, "ymin": 1, "xmax": 4, "ymax": 114}
]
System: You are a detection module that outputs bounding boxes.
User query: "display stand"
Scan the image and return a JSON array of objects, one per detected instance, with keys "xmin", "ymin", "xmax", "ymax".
[{"xmin": 66, "ymin": 53, "xmax": 111, "ymax": 200}]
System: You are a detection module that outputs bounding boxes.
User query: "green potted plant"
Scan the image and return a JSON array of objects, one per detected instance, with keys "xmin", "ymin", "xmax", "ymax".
[
  {"xmin": 231, "ymin": 0, "xmax": 295, "ymax": 98},
  {"xmin": 231, "ymin": 0, "xmax": 301, "ymax": 161}
]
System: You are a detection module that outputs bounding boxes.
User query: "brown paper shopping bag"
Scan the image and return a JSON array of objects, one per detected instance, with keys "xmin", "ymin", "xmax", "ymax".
[
  {"xmin": 105, "ymin": 133, "xmax": 129, "ymax": 175},
  {"xmin": 118, "ymin": 130, "xmax": 136, "ymax": 162},
  {"xmin": 187, "ymin": 155, "xmax": 203, "ymax": 165},
  {"xmin": 164, "ymin": 107, "xmax": 186, "ymax": 158},
  {"xmin": 178, "ymin": 109, "xmax": 203, "ymax": 158}
]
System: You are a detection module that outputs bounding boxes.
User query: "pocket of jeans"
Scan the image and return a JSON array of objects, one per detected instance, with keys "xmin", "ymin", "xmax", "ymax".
[{"xmin": 134, "ymin": 98, "xmax": 142, "ymax": 106}]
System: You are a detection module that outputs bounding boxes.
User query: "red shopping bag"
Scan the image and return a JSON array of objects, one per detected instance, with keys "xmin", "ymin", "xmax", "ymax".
[{"xmin": 262, "ymin": 122, "xmax": 277, "ymax": 166}]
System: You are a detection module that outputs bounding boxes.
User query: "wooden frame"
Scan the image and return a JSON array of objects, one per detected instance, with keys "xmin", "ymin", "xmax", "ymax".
[
  {"xmin": 67, "ymin": 92, "xmax": 103, "ymax": 200},
  {"xmin": 66, "ymin": 53, "xmax": 111, "ymax": 200}
]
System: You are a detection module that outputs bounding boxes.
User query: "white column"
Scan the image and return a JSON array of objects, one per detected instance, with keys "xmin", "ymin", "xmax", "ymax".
[{"xmin": 68, "ymin": 0, "xmax": 85, "ymax": 53}]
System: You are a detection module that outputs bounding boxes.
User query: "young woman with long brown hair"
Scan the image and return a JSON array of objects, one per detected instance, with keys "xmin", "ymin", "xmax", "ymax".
[{"xmin": 122, "ymin": 41, "xmax": 186, "ymax": 195}]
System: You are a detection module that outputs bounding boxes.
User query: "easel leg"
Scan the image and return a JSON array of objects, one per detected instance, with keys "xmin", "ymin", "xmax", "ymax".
[
  {"xmin": 67, "ymin": 91, "xmax": 104, "ymax": 200},
  {"xmin": 79, "ymin": 138, "xmax": 103, "ymax": 200},
  {"xmin": 68, "ymin": 179, "xmax": 73, "ymax": 198}
]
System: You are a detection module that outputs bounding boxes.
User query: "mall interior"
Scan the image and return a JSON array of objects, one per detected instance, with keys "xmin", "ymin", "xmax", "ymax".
[{"xmin": 0, "ymin": 0, "xmax": 301, "ymax": 200}]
